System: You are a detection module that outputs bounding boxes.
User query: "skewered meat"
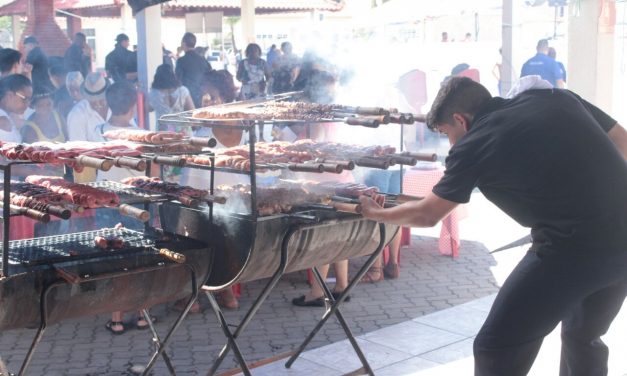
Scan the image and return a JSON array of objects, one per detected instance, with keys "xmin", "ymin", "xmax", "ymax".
[
  {"xmin": 94, "ymin": 236, "xmax": 124, "ymax": 249},
  {"xmin": 216, "ymin": 180, "xmax": 384, "ymax": 216},
  {"xmin": 185, "ymin": 140, "xmax": 396, "ymax": 171},
  {"xmin": 121, "ymin": 176, "xmax": 208, "ymax": 199},
  {"xmin": 25, "ymin": 176, "xmax": 120, "ymax": 208},
  {"xmin": 103, "ymin": 129, "xmax": 183, "ymax": 145}
]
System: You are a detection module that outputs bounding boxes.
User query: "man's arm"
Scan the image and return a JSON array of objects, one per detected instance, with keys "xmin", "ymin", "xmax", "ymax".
[
  {"xmin": 359, "ymin": 192, "xmax": 458, "ymax": 227},
  {"xmin": 608, "ymin": 123, "xmax": 627, "ymax": 160}
]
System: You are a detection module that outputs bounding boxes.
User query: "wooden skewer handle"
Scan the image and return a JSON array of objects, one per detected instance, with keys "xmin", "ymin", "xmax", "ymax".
[
  {"xmin": 189, "ymin": 137, "xmax": 218, "ymax": 147},
  {"xmin": 152, "ymin": 155, "xmax": 187, "ymax": 167},
  {"xmin": 45, "ymin": 204, "xmax": 72, "ymax": 220},
  {"xmin": 12, "ymin": 205, "xmax": 50, "ymax": 223},
  {"xmin": 402, "ymin": 152, "xmax": 437, "ymax": 162},
  {"xmin": 205, "ymin": 195, "xmax": 227, "ymax": 205},
  {"xmin": 345, "ymin": 117, "xmax": 380, "ymax": 128},
  {"xmin": 320, "ymin": 163, "xmax": 344, "ymax": 174},
  {"xmin": 177, "ymin": 194, "xmax": 199, "ymax": 207},
  {"xmin": 288, "ymin": 163, "xmax": 324, "ymax": 173},
  {"xmin": 118, "ymin": 204, "xmax": 150, "ymax": 222},
  {"xmin": 159, "ymin": 248, "xmax": 186, "ymax": 264},
  {"xmin": 332, "ymin": 202, "xmax": 362, "ymax": 214},
  {"xmin": 113, "ymin": 156, "xmax": 147, "ymax": 171},
  {"xmin": 354, "ymin": 157, "xmax": 390, "ymax": 170},
  {"xmin": 355, "ymin": 106, "xmax": 389, "ymax": 116},
  {"xmin": 76, "ymin": 155, "xmax": 113, "ymax": 171}
]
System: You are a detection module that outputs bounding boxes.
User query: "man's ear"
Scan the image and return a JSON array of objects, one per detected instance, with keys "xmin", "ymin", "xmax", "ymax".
[{"xmin": 452, "ymin": 113, "xmax": 469, "ymax": 131}]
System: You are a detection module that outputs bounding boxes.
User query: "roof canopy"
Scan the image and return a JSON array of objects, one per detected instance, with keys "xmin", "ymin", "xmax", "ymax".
[{"xmin": 0, "ymin": 0, "xmax": 344, "ymax": 18}]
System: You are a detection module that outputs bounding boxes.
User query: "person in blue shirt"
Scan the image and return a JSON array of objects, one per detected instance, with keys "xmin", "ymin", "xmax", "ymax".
[
  {"xmin": 520, "ymin": 39, "xmax": 565, "ymax": 88},
  {"xmin": 548, "ymin": 47, "xmax": 567, "ymax": 84}
]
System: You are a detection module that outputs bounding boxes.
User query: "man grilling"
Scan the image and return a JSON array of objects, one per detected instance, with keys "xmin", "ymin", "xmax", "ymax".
[{"xmin": 359, "ymin": 76, "xmax": 627, "ymax": 375}]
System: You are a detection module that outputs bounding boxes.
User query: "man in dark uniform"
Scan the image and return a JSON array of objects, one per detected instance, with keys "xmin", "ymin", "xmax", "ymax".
[
  {"xmin": 64, "ymin": 32, "xmax": 92, "ymax": 79},
  {"xmin": 104, "ymin": 33, "xmax": 137, "ymax": 83},
  {"xmin": 175, "ymin": 32, "xmax": 211, "ymax": 107},
  {"xmin": 360, "ymin": 77, "xmax": 627, "ymax": 375},
  {"xmin": 23, "ymin": 36, "xmax": 53, "ymax": 89},
  {"xmin": 521, "ymin": 39, "xmax": 565, "ymax": 88}
]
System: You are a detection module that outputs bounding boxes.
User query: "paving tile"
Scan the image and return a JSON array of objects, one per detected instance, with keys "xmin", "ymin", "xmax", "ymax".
[
  {"xmin": 457, "ymin": 293, "xmax": 496, "ymax": 313},
  {"xmin": 301, "ymin": 338, "xmax": 412, "ymax": 372},
  {"xmin": 361, "ymin": 321, "xmax": 466, "ymax": 356},
  {"xmin": 233, "ymin": 357, "xmax": 343, "ymax": 376},
  {"xmin": 419, "ymin": 337, "xmax": 475, "ymax": 364},
  {"xmin": 412, "ymin": 305, "xmax": 487, "ymax": 336},
  {"xmin": 373, "ymin": 356, "xmax": 441, "ymax": 376}
]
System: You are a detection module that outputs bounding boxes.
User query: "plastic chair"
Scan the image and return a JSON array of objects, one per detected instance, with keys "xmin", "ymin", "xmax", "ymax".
[
  {"xmin": 397, "ymin": 69, "xmax": 427, "ymax": 147},
  {"xmin": 456, "ymin": 68, "xmax": 480, "ymax": 82}
]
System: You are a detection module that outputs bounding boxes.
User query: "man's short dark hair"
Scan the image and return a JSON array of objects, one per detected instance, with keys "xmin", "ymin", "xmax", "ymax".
[
  {"xmin": 24, "ymin": 36, "xmax": 38, "ymax": 45},
  {"xmin": 0, "ymin": 48, "xmax": 21, "ymax": 73},
  {"xmin": 536, "ymin": 39, "xmax": 549, "ymax": 50},
  {"xmin": 426, "ymin": 77, "xmax": 492, "ymax": 131},
  {"xmin": 182, "ymin": 32, "xmax": 196, "ymax": 48},
  {"xmin": 75, "ymin": 32, "xmax": 86, "ymax": 42},
  {"xmin": 49, "ymin": 64, "xmax": 68, "ymax": 78},
  {"xmin": 106, "ymin": 81, "xmax": 137, "ymax": 116}
]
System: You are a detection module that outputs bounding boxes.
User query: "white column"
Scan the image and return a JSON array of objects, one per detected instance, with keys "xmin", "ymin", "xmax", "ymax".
[
  {"xmin": 241, "ymin": 0, "xmax": 256, "ymax": 44},
  {"xmin": 568, "ymin": 0, "xmax": 615, "ymax": 112},
  {"xmin": 11, "ymin": 15, "xmax": 20, "ymax": 49},
  {"xmin": 501, "ymin": 0, "xmax": 523, "ymax": 95},
  {"xmin": 136, "ymin": 5, "xmax": 162, "ymax": 131},
  {"xmin": 121, "ymin": 2, "xmax": 133, "ymax": 33}
]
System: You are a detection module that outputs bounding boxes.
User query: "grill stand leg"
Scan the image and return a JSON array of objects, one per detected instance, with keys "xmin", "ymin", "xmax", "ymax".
[
  {"xmin": 205, "ymin": 227, "xmax": 292, "ymax": 376},
  {"xmin": 142, "ymin": 265, "xmax": 198, "ymax": 376},
  {"xmin": 16, "ymin": 279, "xmax": 58, "ymax": 376},
  {"xmin": 285, "ymin": 223, "xmax": 389, "ymax": 376},
  {"xmin": 205, "ymin": 291, "xmax": 252, "ymax": 376},
  {"xmin": 141, "ymin": 309, "xmax": 176, "ymax": 375}
]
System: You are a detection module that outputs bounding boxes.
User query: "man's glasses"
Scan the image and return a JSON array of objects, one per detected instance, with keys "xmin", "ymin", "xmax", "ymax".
[{"xmin": 14, "ymin": 91, "xmax": 31, "ymax": 103}]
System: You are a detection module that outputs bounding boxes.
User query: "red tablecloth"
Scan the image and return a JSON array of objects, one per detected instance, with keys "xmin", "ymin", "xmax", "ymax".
[{"xmin": 403, "ymin": 168, "xmax": 466, "ymax": 257}]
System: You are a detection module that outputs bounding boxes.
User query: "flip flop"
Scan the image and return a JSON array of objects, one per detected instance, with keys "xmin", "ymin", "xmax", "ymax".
[
  {"xmin": 105, "ymin": 320, "xmax": 126, "ymax": 335},
  {"xmin": 331, "ymin": 292, "xmax": 351, "ymax": 302},
  {"xmin": 291, "ymin": 295, "xmax": 325, "ymax": 307},
  {"xmin": 136, "ymin": 315, "xmax": 157, "ymax": 330}
]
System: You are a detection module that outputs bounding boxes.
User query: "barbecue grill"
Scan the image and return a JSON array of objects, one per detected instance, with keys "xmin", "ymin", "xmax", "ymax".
[
  {"xmin": 0, "ymin": 160, "xmax": 214, "ymax": 376},
  {"xmin": 143, "ymin": 95, "xmax": 418, "ymax": 376}
]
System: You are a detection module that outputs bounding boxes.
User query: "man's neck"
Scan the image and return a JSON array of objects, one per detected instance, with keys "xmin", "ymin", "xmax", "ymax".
[{"xmin": 109, "ymin": 115, "xmax": 132, "ymax": 128}]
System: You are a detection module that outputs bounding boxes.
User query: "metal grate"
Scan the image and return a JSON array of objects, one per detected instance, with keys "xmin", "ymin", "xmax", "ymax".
[
  {"xmin": 86, "ymin": 181, "xmax": 167, "ymax": 204},
  {"xmin": 3, "ymin": 228, "xmax": 155, "ymax": 266}
]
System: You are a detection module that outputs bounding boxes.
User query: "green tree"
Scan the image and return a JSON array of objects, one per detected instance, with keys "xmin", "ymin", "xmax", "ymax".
[{"xmin": 225, "ymin": 16, "xmax": 239, "ymax": 53}]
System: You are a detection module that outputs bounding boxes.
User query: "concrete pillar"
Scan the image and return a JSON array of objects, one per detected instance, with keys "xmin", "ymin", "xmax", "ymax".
[
  {"xmin": 241, "ymin": 0, "xmax": 255, "ymax": 44},
  {"xmin": 11, "ymin": 15, "xmax": 20, "ymax": 49},
  {"xmin": 66, "ymin": 15, "xmax": 83, "ymax": 39},
  {"xmin": 136, "ymin": 5, "xmax": 162, "ymax": 130},
  {"xmin": 568, "ymin": 0, "xmax": 615, "ymax": 112},
  {"xmin": 500, "ymin": 0, "xmax": 524, "ymax": 95}
]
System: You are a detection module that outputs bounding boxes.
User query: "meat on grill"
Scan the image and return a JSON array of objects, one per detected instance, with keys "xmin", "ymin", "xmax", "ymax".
[
  {"xmin": 94, "ymin": 236, "xmax": 124, "ymax": 249},
  {"xmin": 192, "ymin": 102, "xmax": 336, "ymax": 121},
  {"xmin": 216, "ymin": 180, "xmax": 383, "ymax": 216},
  {"xmin": 186, "ymin": 139, "xmax": 396, "ymax": 171},
  {"xmin": 25, "ymin": 176, "xmax": 120, "ymax": 208},
  {"xmin": 121, "ymin": 176, "xmax": 208, "ymax": 199},
  {"xmin": 103, "ymin": 129, "xmax": 183, "ymax": 145}
]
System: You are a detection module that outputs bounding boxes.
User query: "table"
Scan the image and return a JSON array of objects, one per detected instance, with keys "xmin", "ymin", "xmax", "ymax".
[{"xmin": 403, "ymin": 167, "xmax": 466, "ymax": 258}]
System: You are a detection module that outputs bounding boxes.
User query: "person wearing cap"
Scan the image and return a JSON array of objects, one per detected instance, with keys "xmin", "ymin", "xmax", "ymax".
[
  {"xmin": 521, "ymin": 39, "xmax": 565, "ymax": 88},
  {"xmin": 23, "ymin": 36, "xmax": 53, "ymax": 89},
  {"xmin": 175, "ymin": 32, "xmax": 212, "ymax": 107},
  {"xmin": 104, "ymin": 33, "xmax": 137, "ymax": 83},
  {"xmin": 64, "ymin": 32, "xmax": 92, "ymax": 79},
  {"xmin": 66, "ymin": 72, "xmax": 110, "ymax": 182},
  {"xmin": 359, "ymin": 76, "xmax": 627, "ymax": 375}
]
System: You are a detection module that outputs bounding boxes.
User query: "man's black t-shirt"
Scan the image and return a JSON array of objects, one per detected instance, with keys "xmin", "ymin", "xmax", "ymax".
[
  {"xmin": 175, "ymin": 50, "xmax": 211, "ymax": 107},
  {"xmin": 26, "ymin": 47, "xmax": 53, "ymax": 89},
  {"xmin": 433, "ymin": 89, "xmax": 627, "ymax": 251},
  {"xmin": 105, "ymin": 46, "xmax": 135, "ymax": 83}
]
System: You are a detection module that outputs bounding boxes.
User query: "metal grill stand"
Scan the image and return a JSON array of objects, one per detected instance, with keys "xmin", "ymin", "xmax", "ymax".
[
  {"xmin": 285, "ymin": 223, "xmax": 387, "ymax": 375},
  {"xmin": 203, "ymin": 222, "xmax": 389, "ymax": 376}
]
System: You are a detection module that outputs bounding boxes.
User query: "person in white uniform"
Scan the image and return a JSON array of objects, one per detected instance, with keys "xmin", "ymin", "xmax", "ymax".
[{"xmin": 0, "ymin": 74, "xmax": 31, "ymax": 143}]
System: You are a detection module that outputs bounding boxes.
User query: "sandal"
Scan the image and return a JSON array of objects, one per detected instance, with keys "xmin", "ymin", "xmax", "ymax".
[
  {"xmin": 360, "ymin": 266, "xmax": 383, "ymax": 283},
  {"xmin": 292, "ymin": 295, "xmax": 325, "ymax": 307},
  {"xmin": 105, "ymin": 320, "xmax": 126, "ymax": 335},
  {"xmin": 383, "ymin": 263, "xmax": 400, "ymax": 279},
  {"xmin": 136, "ymin": 315, "xmax": 157, "ymax": 330},
  {"xmin": 331, "ymin": 291, "xmax": 351, "ymax": 302},
  {"xmin": 174, "ymin": 299, "xmax": 201, "ymax": 314},
  {"xmin": 217, "ymin": 295, "xmax": 239, "ymax": 310}
]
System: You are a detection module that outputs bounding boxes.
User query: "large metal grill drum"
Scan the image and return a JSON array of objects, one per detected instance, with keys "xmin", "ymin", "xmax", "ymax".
[
  {"xmin": 161, "ymin": 204, "xmax": 398, "ymax": 288},
  {"xmin": 0, "ymin": 228, "xmax": 212, "ymax": 331}
]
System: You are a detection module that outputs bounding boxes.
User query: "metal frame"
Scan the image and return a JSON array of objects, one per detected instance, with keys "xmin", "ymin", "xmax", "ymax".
[
  {"xmin": 285, "ymin": 223, "xmax": 388, "ymax": 375},
  {"xmin": 12, "ymin": 262, "xmax": 197, "ymax": 376}
]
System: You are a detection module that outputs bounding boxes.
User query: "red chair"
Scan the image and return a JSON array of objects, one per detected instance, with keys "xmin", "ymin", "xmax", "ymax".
[
  {"xmin": 397, "ymin": 69, "xmax": 427, "ymax": 146},
  {"xmin": 456, "ymin": 68, "xmax": 480, "ymax": 82}
]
